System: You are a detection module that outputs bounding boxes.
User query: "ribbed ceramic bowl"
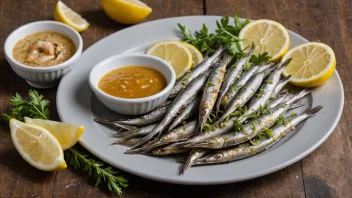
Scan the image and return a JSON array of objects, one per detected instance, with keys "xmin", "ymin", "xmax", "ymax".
[
  {"xmin": 89, "ymin": 53, "xmax": 176, "ymax": 115},
  {"xmin": 4, "ymin": 21, "xmax": 83, "ymax": 88}
]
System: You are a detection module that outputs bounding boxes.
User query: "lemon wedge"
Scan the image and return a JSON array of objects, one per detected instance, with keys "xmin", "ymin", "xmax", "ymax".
[
  {"xmin": 182, "ymin": 42, "xmax": 204, "ymax": 68},
  {"xmin": 239, "ymin": 19, "xmax": 290, "ymax": 61},
  {"xmin": 281, "ymin": 42, "xmax": 336, "ymax": 87},
  {"xmin": 10, "ymin": 119, "xmax": 67, "ymax": 171},
  {"xmin": 24, "ymin": 117, "xmax": 84, "ymax": 150},
  {"xmin": 146, "ymin": 41, "xmax": 193, "ymax": 79},
  {"xmin": 54, "ymin": 1, "xmax": 89, "ymax": 32},
  {"xmin": 101, "ymin": 0, "xmax": 152, "ymax": 24}
]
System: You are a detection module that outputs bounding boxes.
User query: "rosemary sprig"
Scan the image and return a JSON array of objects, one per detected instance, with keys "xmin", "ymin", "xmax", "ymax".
[{"xmin": 65, "ymin": 148, "xmax": 128, "ymax": 196}]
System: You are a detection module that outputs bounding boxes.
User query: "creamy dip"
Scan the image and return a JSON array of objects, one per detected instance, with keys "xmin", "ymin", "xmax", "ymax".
[{"xmin": 12, "ymin": 31, "xmax": 76, "ymax": 67}]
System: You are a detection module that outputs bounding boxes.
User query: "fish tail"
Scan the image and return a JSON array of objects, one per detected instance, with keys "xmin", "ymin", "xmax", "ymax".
[
  {"xmin": 280, "ymin": 75, "xmax": 292, "ymax": 83},
  {"xmin": 112, "ymin": 136, "xmax": 132, "ymax": 145},
  {"xmin": 305, "ymin": 105, "xmax": 323, "ymax": 117},
  {"xmin": 287, "ymin": 88, "xmax": 314, "ymax": 104},
  {"xmin": 264, "ymin": 65, "xmax": 277, "ymax": 76},
  {"xmin": 279, "ymin": 58, "xmax": 292, "ymax": 69},
  {"xmin": 181, "ymin": 157, "xmax": 195, "ymax": 176}
]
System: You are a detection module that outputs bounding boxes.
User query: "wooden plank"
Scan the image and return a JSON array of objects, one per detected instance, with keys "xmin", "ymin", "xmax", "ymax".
[
  {"xmin": 49, "ymin": 0, "xmax": 204, "ymax": 197},
  {"xmin": 0, "ymin": 0, "xmax": 58, "ymax": 197},
  {"xmin": 296, "ymin": 0, "xmax": 352, "ymax": 197}
]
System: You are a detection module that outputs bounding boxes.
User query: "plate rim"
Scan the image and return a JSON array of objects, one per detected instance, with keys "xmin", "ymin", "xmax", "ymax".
[{"xmin": 57, "ymin": 15, "xmax": 345, "ymax": 185}]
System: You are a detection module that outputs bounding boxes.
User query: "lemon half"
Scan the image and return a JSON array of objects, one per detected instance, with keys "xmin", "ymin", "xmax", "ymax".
[
  {"xmin": 10, "ymin": 119, "xmax": 67, "ymax": 171},
  {"xmin": 101, "ymin": 0, "xmax": 152, "ymax": 24},
  {"xmin": 239, "ymin": 19, "xmax": 290, "ymax": 61},
  {"xmin": 281, "ymin": 42, "xmax": 336, "ymax": 87},
  {"xmin": 146, "ymin": 40, "xmax": 193, "ymax": 79}
]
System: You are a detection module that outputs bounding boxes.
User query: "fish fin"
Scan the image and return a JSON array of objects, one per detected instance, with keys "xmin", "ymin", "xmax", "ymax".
[{"xmin": 305, "ymin": 105, "xmax": 323, "ymax": 117}]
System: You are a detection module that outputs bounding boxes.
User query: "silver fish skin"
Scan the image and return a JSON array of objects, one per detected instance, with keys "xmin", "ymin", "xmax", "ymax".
[
  {"xmin": 179, "ymin": 116, "xmax": 239, "ymax": 148},
  {"xmin": 152, "ymin": 143, "xmax": 191, "ymax": 156},
  {"xmin": 128, "ymin": 71, "xmax": 212, "ymax": 150},
  {"xmin": 168, "ymin": 96, "xmax": 201, "ymax": 132},
  {"xmin": 93, "ymin": 101, "xmax": 171, "ymax": 128},
  {"xmin": 181, "ymin": 148, "xmax": 208, "ymax": 175},
  {"xmin": 113, "ymin": 123, "xmax": 158, "ymax": 144},
  {"xmin": 222, "ymin": 62, "xmax": 276, "ymax": 110},
  {"xmin": 116, "ymin": 137, "xmax": 142, "ymax": 146},
  {"xmin": 193, "ymin": 105, "xmax": 323, "ymax": 165},
  {"xmin": 125, "ymin": 120, "xmax": 198, "ymax": 154},
  {"xmin": 216, "ymin": 67, "xmax": 274, "ymax": 125},
  {"xmin": 215, "ymin": 46, "xmax": 254, "ymax": 113},
  {"xmin": 93, "ymin": 119, "xmax": 137, "ymax": 130},
  {"xmin": 192, "ymin": 88, "xmax": 313, "ymax": 149},
  {"xmin": 272, "ymin": 75, "xmax": 292, "ymax": 98},
  {"xmin": 239, "ymin": 59, "xmax": 292, "ymax": 123},
  {"xmin": 199, "ymin": 53, "xmax": 228, "ymax": 134},
  {"xmin": 268, "ymin": 90, "xmax": 290, "ymax": 109},
  {"xmin": 168, "ymin": 46, "xmax": 226, "ymax": 98}
]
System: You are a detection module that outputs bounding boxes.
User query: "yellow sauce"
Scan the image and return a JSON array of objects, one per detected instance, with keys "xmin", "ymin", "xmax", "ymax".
[
  {"xmin": 99, "ymin": 66, "xmax": 167, "ymax": 99},
  {"xmin": 12, "ymin": 31, "xmax": 76, "ymax": 67}
]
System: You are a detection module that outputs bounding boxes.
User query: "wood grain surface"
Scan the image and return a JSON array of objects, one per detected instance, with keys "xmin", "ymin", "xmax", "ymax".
[{"xmin": 0, "ymin": 0, "xmax": 350, "ymax": 197}]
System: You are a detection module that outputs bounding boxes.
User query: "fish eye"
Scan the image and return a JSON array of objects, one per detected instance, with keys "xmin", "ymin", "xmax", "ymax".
[
  {"xmin": 209, "ymin": 140, "xmax": 215, "ymax": 145},
  {"xmin": 160, "ymin": 148, "xmax": 165, "ymax": 152},
  {"xmin": 215, "ymin": 154, "xmax": 222, "ymax": 159}
]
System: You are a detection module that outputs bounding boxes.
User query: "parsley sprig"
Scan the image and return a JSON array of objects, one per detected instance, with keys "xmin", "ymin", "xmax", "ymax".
[
  {"xmin": 2, "ymin": 90, "xmax": 49, "ymax": 121},
  {"xmin": 178, "ymin": 12, "xmax": 249, "ymax": 56},
  {"xmin": 2, "ymin": 90, "xmax": 128, "ymax": 196}
]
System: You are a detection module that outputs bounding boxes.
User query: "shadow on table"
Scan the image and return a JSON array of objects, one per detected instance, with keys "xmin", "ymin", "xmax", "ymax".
[
  {"xmin": 0, "ymin": 145, "xmax": 54, "ymax": 183},
  {"xmin": 80, "ymin": 9, "xmax": 128, "ymax": 31}
]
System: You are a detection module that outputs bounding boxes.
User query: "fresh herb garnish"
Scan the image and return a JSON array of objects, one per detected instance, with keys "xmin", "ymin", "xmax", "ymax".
[
  {"xmin": 274, "ymin": 116, "xmax": 285, "ymax": 126},
  {"xmin": 249, "ymin": 52, "xmax": 271, "ymax": 65},
  {"xmin": 256, "ymin": 89, "xmax": 264, "ymax": 98},
  {"xmin": 178, "ymin": 12, "xmax": 249, "ymax": 56},
  {"xmin": 291, "ymin": 112, "xmax": 297, "ymax": 117},
  {"xmin": 233, "ymin": 120, "xmax": 244, "ymax": 131},
  {"xmin": 2, "ymin": 90, "xmax": 128, "ymax": 196},
  {"xmin": 65, "ymin": 148, "xmax": 128, "ymax": 196},
  {"xmin": 207, "ymin": 82, "xmax": 216, "ymax": 87},
  {"xmin": 2, "ymin": 90, "xmax": 49, "ymax": 121}
]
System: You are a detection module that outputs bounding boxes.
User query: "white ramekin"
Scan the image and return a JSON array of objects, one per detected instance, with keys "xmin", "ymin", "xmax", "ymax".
[
  {"xmin": 89, "ymin": 53, "xmax": 176, "ymax": 115},
  {"xmin": 4, "ymin": 21, "xmax": 83, "ymax": 88}
]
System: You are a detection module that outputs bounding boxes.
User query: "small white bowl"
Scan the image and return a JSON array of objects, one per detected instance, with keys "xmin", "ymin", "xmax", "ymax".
[
  {"xmin": 4, "ymin": 21, "xmax": 83, "ymax": 88},
  {"xmin": 89, "ymin": 53, "xmax": 176, "ymax": 115}
]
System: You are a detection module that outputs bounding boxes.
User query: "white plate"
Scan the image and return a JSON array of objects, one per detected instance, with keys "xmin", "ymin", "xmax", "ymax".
[{"xmin": 57, "ymin": 16, "xmax": 344, "ymax": 185}]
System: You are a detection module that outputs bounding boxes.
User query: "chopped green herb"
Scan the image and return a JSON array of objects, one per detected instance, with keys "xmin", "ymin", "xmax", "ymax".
[
  {"xmin": 291, "ymin": 113, "xmax": 297, "ymax": 117},
  {"xmin": 207, "ymin": 82, "xmax": 216, "ymax": 87},
  {"xmin": 249, "ymin": 52, "xmax": 271, "ymax": 65},
  {"xmin": 250, "ymin": 123, "xmax": 256, "ymax": 131},
  {"xmin": 274, "ymin": 116, "xmax": 285, "ymax": 126},
  {"xmin": 266, "ymin": 79, "xmax": 273, "ymax": 84},
  {"xmin": 256, "ymin": 89, "xmax": 264, "ymax": 98},
  {"xmin": 264, "ymin": 128, "xmax": 273, "ymax": 138}
]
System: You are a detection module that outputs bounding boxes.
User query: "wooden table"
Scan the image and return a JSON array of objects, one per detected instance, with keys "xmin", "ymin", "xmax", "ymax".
[{"xmin": 0, "ymin": 0, "xmax": 350, "ymax": 197}]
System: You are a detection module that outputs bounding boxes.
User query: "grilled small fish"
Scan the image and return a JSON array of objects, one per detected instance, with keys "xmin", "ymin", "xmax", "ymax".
[
  {"xmin": 94, "ymin": 101, "xmax": 171, "ymax": 128},
  {"xmin": 125, "ymin": 120, "xmax": 198, "ymax": 154},
  {"xmin": 181, "ymin": 148, "xmax": 208, "ymax": 175},
  {"xmin": 216, "ymin": 66, "xmax": 276, "ymax": 125},
  {"xmin": 128, "ymin": 71, "xmax": 211, "ymax": 150},
  {"xmin": 192, "ymin": 89, "xmax": 312, "ymax": 149},
  {"xmin": 168, "ymin": 96, "xmax": 201, "ymax": 132},
  {"xmin": 169, "ymin": 46, "xmax": 226, "ymax": 98},
  {"xmin": 237, "ymin": 58, "xmax": 292, "ymax": 123},
  {"xmin": 113, "ymin": 123, "xmax": 158, "ymax": 144},
  {"xmin": 222, "ymin": 62, "xmax": 276, "ymax": 110},
  {"xmin": 193, "ymin": 105, "xmax": 322, "ymax": 165},
  {"xmin": 199, "ymin": 53, "xmax": 229, "ymax": 134},
  {"xmin": 215, "ymin": 46, "xmax": 254, "ymax": 113}
]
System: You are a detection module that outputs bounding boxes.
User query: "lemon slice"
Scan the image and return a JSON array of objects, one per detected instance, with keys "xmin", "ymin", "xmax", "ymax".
[
  {"xmin": 182, "ymin": 42, "xmax": 204, "ymax": 68},
  {"xmin": 24, "ymin": 117, "xmax": 84, "ymax": 150},
  {"xmin": 10, "ymin": 119, "xmax": 66, "ymax": 171},
  {"xmin": 281, "ymin": 42, "xmax": 336, "ymax": 87},
  {"xmin": 101, "ymin": 0, "xmax": 152, "ymax": 24},
  {"xmin": 54, "ymin": 1, "xmax": 89, "ymax": 32},
  {"xmin": 146, "ymin": 41, "xmax": 193, "ymax": 79},
  {"xmin": 239, "ymin": 19, "xmax": 290, "ymax": 61}
]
